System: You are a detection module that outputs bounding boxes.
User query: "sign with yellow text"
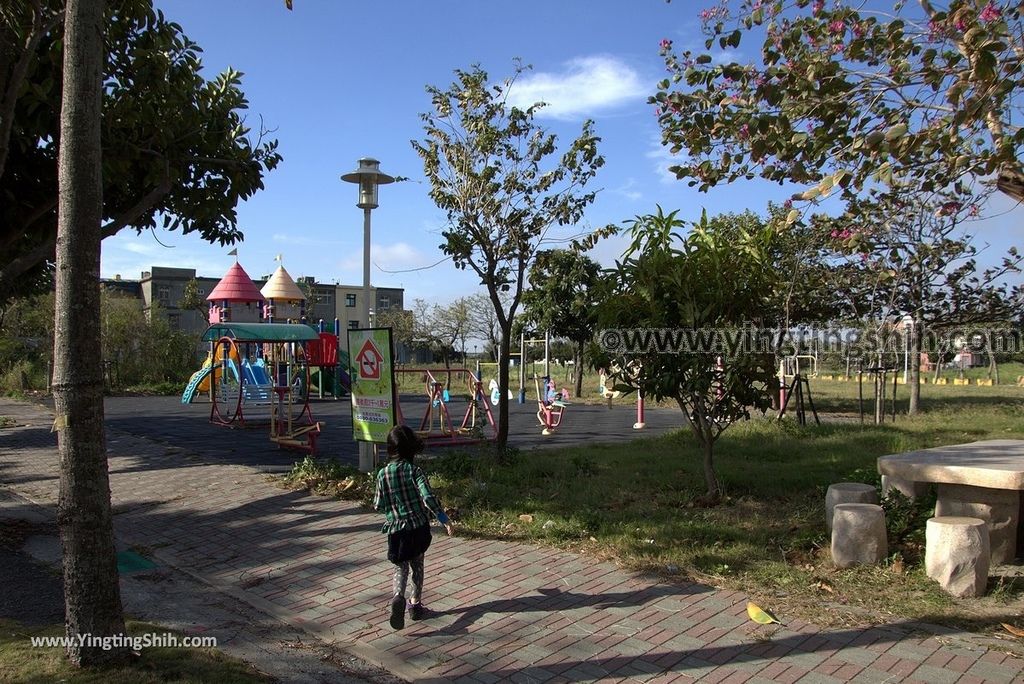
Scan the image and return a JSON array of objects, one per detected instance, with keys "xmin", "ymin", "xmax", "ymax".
[{"xmin": 347, "ymin": 328, "xmax": 397, "ymax": 443}]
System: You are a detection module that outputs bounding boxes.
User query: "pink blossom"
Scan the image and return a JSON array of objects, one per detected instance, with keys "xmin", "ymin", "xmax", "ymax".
[
  {"xmin": 783, "ymin": 199, "xmax": 793, "ymax": 209},
  {"xmin": 831, "ymin": 43, "xmax": 844, "ymax": 54},
  {"xmin": 853, "ymin": 22, "xmax": 866, "ymax": 38},
  {"xmin": 812, "ymin": 0, "xmax": 824, "ymax": 17},
  {"xmin": 980, "ymin": 2, "xmax": 1001, "ymax": 22},
  {"xmin": 828, "ymin": 20, "xmax": 845, "ymax": 34},
  {"xmin": 660, "ymin": 38, "xmax": 673, "ymax": 51},
  {"xmin": 739, "ymin": 123, "xmax": 750, "ymax": 139},
  {"xmin": 939, "ymin": 201, "xmax": 961, "ymax": 215},
  {"xmin": 955, "ymin": 17, "xmax": 968, "ymax": 31}
]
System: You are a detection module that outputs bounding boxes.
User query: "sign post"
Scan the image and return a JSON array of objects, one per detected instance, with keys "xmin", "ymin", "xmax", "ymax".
[{"xmin": 347, "ymin": 328, "xmax": 396, "ymax": 468}]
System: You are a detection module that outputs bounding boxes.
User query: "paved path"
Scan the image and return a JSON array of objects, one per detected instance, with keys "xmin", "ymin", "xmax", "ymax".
[{"xmin": 2, "ymin": 398, "xmax": 1023, "ymax": 683}]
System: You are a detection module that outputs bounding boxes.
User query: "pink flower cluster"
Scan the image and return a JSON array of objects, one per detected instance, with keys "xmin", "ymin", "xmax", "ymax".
[
  {"xmin": 938, "ymin": 201, "xmax": 961, "ymax": 215},
  {"xmin": 980, "ymin": 2, "xmax": 1001, "ymax": 23},
  {"xmin": 830, "ymin": 228, "xmax": 854, "ymax": 239},
  {"xmin": 812, "ymin": 0, "xmax": 825, "ymax": 17},
  {"xmin": 659, "ymin": 38, "xmax": 673, "ymax": 51},
  {"xmin": 828, "ymin": 19, "xmax": 845, "ymax": 34},
  {"xmin": 699, "ymin": 4, "xmax": 729, "ymax": 23},
  {"xmin": 738, "ymin": 123, "xmax": 750, "ymax": 139}
]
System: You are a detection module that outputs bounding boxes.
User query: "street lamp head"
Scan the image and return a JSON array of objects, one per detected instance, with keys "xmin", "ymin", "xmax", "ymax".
[{"xmin": 340, "ymin": 157, "xmax": 395, "ymax": 209}]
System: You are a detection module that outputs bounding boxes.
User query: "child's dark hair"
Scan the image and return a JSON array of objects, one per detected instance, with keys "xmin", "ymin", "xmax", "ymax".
[{"xmin": 387, "ymin": 425, "xmax": 423, "ymax": 461}]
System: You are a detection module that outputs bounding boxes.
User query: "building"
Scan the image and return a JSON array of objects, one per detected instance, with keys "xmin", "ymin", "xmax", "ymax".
[
  {"xmin": 137, "ymin": 266, "xmax": 219, "ymax": 333},
  {"xmin": 109, "ymin": 266, "xmax": 405, "ymax": 339}
]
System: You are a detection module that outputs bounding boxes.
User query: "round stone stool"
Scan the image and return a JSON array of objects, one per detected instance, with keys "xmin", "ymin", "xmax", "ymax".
[
  {"xmin": 925, "ymin": 516, "xmax": 990, "ymax": 598},
  {"xmin": 831, "ymin": 503, "xmax": 887, "ymax": 568},
  {"xmin": 826, "ymin": 482, "xmax": 879, "ymax": 532}
]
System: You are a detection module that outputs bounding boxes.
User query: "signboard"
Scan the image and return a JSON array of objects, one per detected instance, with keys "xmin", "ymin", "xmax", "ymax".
[{"xmin": 347, "ymin": 327, "xmax": 397, "ymax": 443}]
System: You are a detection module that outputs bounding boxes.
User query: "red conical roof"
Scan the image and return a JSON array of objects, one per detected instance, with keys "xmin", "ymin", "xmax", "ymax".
[{"xmin": 206, "ymin": 262, "xmax": 265, "ymax": 303}]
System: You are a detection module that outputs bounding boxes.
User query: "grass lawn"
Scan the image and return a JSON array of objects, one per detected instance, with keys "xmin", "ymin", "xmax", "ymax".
[
  {"xmin": 418, "ymin": 379, "xmax": 1024, "ymax": 632},
  {"xmin": 0, "ymin": 619, "xmax": 269, "ymax": 683},
  {"xmin": 285, "ymin": 375, "xmax": 1024, "ymax": 633}
]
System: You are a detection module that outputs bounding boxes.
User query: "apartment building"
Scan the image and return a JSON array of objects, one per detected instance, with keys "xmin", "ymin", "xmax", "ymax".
[{"xmin": 108, "ymin": 266, "xmax": 405, "ymax": 339}]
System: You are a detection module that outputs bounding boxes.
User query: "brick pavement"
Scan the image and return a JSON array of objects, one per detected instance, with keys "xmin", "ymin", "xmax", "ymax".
[{"xmin": 1, "ymin": 397, "xmax": 1023, "ymax": 683}]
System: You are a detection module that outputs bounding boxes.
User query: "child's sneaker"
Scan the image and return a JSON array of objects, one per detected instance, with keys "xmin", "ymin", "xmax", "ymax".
[
  {"xmin": 389, "ymin": 595, "xmax": 405, "ymax": 630},
  {"xmin": 408, "ymin": 602, "xmax": 426, "ymax": 621}
]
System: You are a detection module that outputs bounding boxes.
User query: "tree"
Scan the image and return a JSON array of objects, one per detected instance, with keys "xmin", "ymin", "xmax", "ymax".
[
  {"xmin": 596, "ymin": 208, "xmax": 779, "ymax": 500},
  {"xmin": 522, "ymin": 249, "xmax": 601, "ymax": 398},
  {"xmin": 466, "ymin": 292, "xmax": 502, "ymax": 361},
  {"xmin": 434, "ymin": 297, "xmax": 472, "ymax": 366},
  {"xmin": 53, "ymin": 0, "xmax": 129, "ymax": 665},
  {"xmin": 653, "ymin": 1, "xmax": 1022, "ymax": 210},
  {"xmin": 815, "ymin": 190, "xmax": 1022, "ymax": 411},
  {"xmin": 413, "ymin": 62, "xmax": 603, "ymax": 447},
  {"xmin": 179, "ymin": 277, "xmax": 210, "ymax": 325},
  {"xmin": 374, "ymin": 306, "xmax": 415, "ymax": 356},
  {"xmin": 0, "ymin": 0, "xmax": 281, "ymax": 303}
]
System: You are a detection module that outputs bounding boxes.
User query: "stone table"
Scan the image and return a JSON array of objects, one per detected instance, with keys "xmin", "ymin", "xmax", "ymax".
[{"xmin": 877, "ymin": 439, "xmax": 1024, "ymax": 565}]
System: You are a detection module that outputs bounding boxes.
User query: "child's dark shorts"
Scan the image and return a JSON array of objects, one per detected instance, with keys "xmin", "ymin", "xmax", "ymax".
[{"xmin": 387, "ymin": 524, "xmax": 432, "ymax": 564}]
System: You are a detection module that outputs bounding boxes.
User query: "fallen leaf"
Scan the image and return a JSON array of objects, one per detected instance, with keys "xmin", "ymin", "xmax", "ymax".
[
  {"xmin": 747, "ymin": 601, "xmax": 785, "ymax": 625},
  {"xmin": 813, "ymin": 580, "xmax": 835, "ymax": 594},
  {"xmin": 1002, "ymin": 623, "xmax": 1024, "ymax": 638},
  {"xmin": 518, "ymin": 514, "xmax": 534, "ymax": 524}
]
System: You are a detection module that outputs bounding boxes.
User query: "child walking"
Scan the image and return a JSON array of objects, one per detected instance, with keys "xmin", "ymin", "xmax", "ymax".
[{"xmin": 373, "ymin": 425, "xmax": 454, "ymax": 630}]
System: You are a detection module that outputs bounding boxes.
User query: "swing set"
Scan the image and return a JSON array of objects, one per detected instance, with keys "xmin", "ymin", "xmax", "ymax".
[{"xmin": 394, "ymin": 367, "xmax": 496, "ymax": 446}]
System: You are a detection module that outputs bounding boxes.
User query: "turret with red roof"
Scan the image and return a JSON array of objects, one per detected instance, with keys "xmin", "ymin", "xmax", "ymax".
[{"xmin": 206, "ymin": 262, "xmax": 265, "ymax": 323}]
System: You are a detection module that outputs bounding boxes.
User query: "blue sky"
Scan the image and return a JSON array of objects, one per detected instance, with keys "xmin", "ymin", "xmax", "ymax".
[{"xmin": 100, "ymin": 0, "xmax": 1020, "ymax": 304}]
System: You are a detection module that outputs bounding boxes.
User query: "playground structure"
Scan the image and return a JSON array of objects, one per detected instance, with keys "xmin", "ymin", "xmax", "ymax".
[
  {"xmin": 394, "ymin": 367, "xmax": 496, "ymax": 446},
  {"xmin": 200, "ymin": 322, "xmax": 323, "ymax": 455},
  {"xmin": 305, "ymin": 320, "xmax": 352, "ymax": 398},
  {"xmin": 534, "ymin": 374, "xmax": 568, "ymax": 436},
  {"xmin": 598, "ymin": 365, "xmax": 646, "ymax": 430}
]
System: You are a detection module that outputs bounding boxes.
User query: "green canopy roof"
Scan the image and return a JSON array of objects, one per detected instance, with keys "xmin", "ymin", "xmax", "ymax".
[{"xmin": 201, "ymin": 322, "xmax": 319, "ymax": 342}]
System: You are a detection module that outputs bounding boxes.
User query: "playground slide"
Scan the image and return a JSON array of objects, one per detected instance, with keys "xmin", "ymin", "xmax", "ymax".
[
  {"xmin": 244, "ymin": 359, "xmax": 272, "ymax": 387},
  {"xmin": 181, "ymin": 364, "xmax": 214, "ymax": 404}
]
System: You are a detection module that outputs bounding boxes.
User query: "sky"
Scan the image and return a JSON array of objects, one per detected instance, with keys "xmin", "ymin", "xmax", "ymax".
[{"xmin": 100, "ymin": 0, "xmax": 1021, "ymax": 306}]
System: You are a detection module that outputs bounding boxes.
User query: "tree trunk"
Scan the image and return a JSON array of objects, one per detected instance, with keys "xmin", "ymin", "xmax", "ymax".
[
  {"xmin": 677, "ymin": 397, "xmax": 720, "ymax": 500},
  {"xmin": 54, "ymin": 0, "xmax": 129, "ymax": 666},
  {"xmin": 573, "ymin": 342, "xmax": 584, "ymax": 398},
  {"xmin": 908, "ymin": 323, "xmax": 921, "ymax": 415},
  {"xmin": 986, "ymin": 333, "xmax": 999, "ymax": 384},
  {"xmin": 496, "ymin": 326, "xmax": 512, "ymax": 448},
  {"xmin": 701, "ymin": 437, "xmax": 719, "ymax": 500}
]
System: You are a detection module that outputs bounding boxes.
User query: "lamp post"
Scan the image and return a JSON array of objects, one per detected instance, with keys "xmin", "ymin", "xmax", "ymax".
[
  {"xmin": 341, "ymin": 158, "xmax": 395, "ymax": 472},
  {"xmin": 341, "ymin": 158, "xmax": 395, "ymax": 330}
]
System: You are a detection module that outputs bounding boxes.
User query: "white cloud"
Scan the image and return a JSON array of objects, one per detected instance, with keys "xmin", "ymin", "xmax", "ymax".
[
  {"xmin": 613, "ymin": 178, "xmax": 643, "ymax": 201},
  {"xmin": 505, "ymin": 56, "xmax": 647, "ymax": 120},
  {"xmin": 646, "ymin": 133, "xmax": 686, "ymax": 185},
  {"xmin": 338, "ymin": 241, "xmax": 431, "ymax": 273}
]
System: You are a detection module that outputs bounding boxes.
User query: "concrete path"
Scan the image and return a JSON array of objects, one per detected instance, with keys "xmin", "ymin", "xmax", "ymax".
[{"xmin": 2, "ymin": 398, "xmax": 1023, "ymax": 683}]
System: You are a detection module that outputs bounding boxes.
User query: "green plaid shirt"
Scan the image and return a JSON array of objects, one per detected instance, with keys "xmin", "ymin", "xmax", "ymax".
[{"xmin": 373, "ymin": 460, "xmax": 449, "ymax": 534}]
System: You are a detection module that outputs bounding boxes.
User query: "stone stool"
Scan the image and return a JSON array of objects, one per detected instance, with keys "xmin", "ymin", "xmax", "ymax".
[
  {"xmin": 925, "ymin": 516, "xmax": 990, "ymax": 598},
  {"xmin": 831, "ymin": 503, "xmax": 887, "ymax": 568},
  {"xmin": 826, "ymin": 482, "xmax": 879, "ymax": 532}
]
